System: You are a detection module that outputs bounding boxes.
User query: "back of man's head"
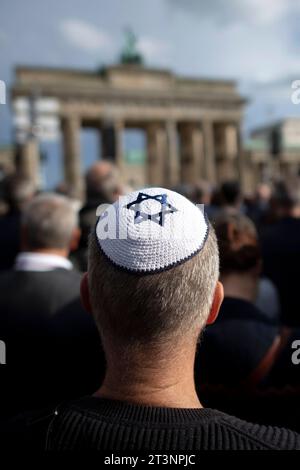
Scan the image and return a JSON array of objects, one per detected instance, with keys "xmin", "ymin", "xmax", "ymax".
[
  {"xmin": 271, "ymin": 182, "xmax": 300, "ymax": 218},
  {"xmin": 220, "ymin": 181, "xmax": 241, "ymax": 207},
  {"xmin": 87, "ymin": 187, "xmax": 220, "ymax": 349},
  {"xmin": 85, "ymin": 161, "xmax": 120, "ymax": 204},
  {"xmin": 3, "ymin": 174, "xmax": 36, "ymax": 212},
  {"xmin": 22, "ymin": 193, "xmax": 78, "ymax": 251},
  {"xmin": 214, "ymin": 213, "xmax": 261, "ymax": 276}
]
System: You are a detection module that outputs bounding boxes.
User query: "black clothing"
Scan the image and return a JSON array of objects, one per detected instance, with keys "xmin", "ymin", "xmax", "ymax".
[
  {"xmin": 0, "ymin": 211, "xmax": 21, "ymax": 270},
  {"xmin": 196, "ymin": 297, "xmax": 279, "ymax": 385},
  {"xmin": 0, "ymin": 268, "xmax": 84, "ymax": 321},
  {"xmin": 2, "ymin": 397, "xmax": 300, "ymax": 450},
  {"xmin": 0, "ymin": 268, "xmax": 104, "ymax": 418},
  {"xmin": 261, "ymin": 217, "xmax": 300, "ymax": 326}
]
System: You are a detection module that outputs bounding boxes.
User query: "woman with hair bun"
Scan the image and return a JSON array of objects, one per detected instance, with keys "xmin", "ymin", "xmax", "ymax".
[{"xmin": 196, "ymin": 213, "xmax": 283, "ymax": 387}]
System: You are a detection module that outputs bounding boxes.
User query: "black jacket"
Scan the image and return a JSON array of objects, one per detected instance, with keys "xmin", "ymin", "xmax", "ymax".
[
  {"xmin": 196, "ymin": 297, "xmax": 279, "ymax": 386},
  {"xmin": 261, "ymin": 217, "xmax": 300, "ymax": 326},
  {"xmin": 0, "ymin": 268, "xmax": 104, "ymax": 418}
]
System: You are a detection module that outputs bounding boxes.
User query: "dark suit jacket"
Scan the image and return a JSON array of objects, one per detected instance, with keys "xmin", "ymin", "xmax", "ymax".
[
  {"xmin": 0, "ymin": 211, "xmax": 21, "ymax": 270},
  {"xmin": 0, "ymin": 268, "xmax": 105, "ymax": 419}
]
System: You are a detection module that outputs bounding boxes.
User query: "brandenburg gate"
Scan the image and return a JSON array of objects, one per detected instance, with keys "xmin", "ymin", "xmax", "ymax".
[{"xmin": 11, "ymin": 64, "xmax": 246, "ymax": 196}]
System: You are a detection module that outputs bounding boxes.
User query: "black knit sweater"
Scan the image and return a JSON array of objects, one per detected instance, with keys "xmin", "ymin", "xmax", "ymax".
[{"xmin": 5, "ymin": 397, "xmax": 300, "ymax": 450}]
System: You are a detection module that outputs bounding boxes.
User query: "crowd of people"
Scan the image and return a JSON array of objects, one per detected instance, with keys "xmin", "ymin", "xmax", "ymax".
[{"xmin": 1, "ymin": 160, "xmax": 300, "ymax": 450}]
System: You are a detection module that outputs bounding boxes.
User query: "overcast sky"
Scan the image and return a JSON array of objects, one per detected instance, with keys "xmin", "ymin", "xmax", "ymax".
[{"xmin": 1, "ymin": 0, "xmax": 300, "ymax": 146}]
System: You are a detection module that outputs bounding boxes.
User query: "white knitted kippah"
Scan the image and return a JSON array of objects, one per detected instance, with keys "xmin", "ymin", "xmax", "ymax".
[{"xmin": 95, "ymin": 187, "xmax": 209, "ymax": 273}]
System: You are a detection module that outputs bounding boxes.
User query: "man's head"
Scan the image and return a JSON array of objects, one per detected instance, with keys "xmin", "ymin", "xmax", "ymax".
[
  {"xmin": 3, "ymin": 174, "xmax": 36, "ymax": 212},
  {"xmin": 214, "ymin": 213, "xmax": 261, "ymax": 278},
  {"xmin": 271, "ymin": 182, "xmax": 300, "ymax": 219},
  {"xmin": 21, "ymin": 193, "xmax": 80, "ymax": 254},
  {"xmin": 193, "ymin": 180, "xmax": 212, "ymax": 205},
  {"xmin": 85, "ymin": 160, "xmax": 121, "ymax": 204},
  {"xmin": 220, "ymin": 180, "xmax": 241, "ymax": 208},
  {"xmin": 82, "ymin": 188, "xmax": 223, "ymax": 353},
  {"xmin": 256, "ymin": 182, "xmax": 272, "ymax": 203}
]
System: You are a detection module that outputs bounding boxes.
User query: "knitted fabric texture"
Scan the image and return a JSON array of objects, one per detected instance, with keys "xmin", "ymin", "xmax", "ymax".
[
  {"xmin": 45, "ymin": 397, "xmax": 300, "ymax": 451},
  {"xmin": 96, "ymin": 187, "xmax": 208, "ymax": 273}
]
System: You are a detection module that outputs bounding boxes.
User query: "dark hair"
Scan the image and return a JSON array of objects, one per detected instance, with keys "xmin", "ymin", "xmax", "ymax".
[
  {"xmin": 272, "ymin": 181, "xmax": 300, "ymax": 211},
  {"xmin": 3, "ymin": 174, "xmax": 36, "ymax": 211},
  {"xmin": 220, "ymin": 181, "xmax": 241, "ymax": 206},
  {"xmin": 214, "ymin": 213, "xmax": 261, "ymax": 274},
  {"xmin": 85, "ymin": 161, "xmax": 119, "ymax": 203}
]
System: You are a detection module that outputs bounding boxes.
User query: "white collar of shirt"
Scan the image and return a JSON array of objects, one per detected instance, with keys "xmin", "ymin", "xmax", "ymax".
[{"xmin": 14, "ymin": 252, "xmax": 73, "ymax": 272}]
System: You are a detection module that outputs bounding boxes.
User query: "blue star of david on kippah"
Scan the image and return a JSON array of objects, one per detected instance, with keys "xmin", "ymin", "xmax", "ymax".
[{"xmin": 126, "ymin": 192, "xmax": 178, "ymax": 226}]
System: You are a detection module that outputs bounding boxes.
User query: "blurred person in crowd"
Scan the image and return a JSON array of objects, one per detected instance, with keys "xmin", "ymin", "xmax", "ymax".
[
  {"xmin": 74, "ymin": 160, "xmax": 123, "ymax": 271},
  {"xmin": 55, "ymin": 181, "xmax": 83, "ymax": 212},
  {"xmin": 173, "ymin": 180, "xmax": 215, "ymax": 218},
  {"xmin": 193, "ymin": 180, "xmax": 212, "ymax": 205},
  {"xmin": 193, "ymin": 180, "xmax": 215, "ymax": 219},
  {"xmin": 0, "ymin": 174, "xmax": 36, "ymax": 270},
  {"xmin": 246, "ymin": 182, "xmax": 272, "ymax": 229},
  {"xmin": 209, "ymin": 180, "xmax": 243, "ymax": 223},
  {"xmin": 196, "ymin": 213, "xmax": 284, "ymax": 387},
  {"xmin": 218, "ymin": 180, "xmax": 242, "ymax": 216},
  {"xmin": 0, "ymin": 193, "xmax": 103, "ymax": 418},
  {"xmin": 261, "ymin": 184, "xmax": 300, "ymax": 326},
  {"xmin": 5, "ymin": 188, "xmax": 300, "ymax": 450},
  {"xmin": 171, "ymin": 183, "xmax": 197, "ymax": 202},
  {"xmin": 173, "ymin": 180, "xmax": 212, "ymax": 205}
]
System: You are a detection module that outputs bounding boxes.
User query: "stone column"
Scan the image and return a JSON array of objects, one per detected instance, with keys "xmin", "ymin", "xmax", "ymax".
[
  {"xmin": 235, "ymin": 124, "xmax": 246, "ymax": 191},
  {"xmin": 179, "ymin": 123, "xmax": 203, "ymax": 184},
  {"xmin": 62, "ymin": 116, "xmax": 83, "ymax": 198},
  {"xmin": 166, "ymin": 120, "xmax": 180, "ymax": 187},
  {"xmin": 17, "ymin": 137, "xmax": 40, "ymax": 187},
  {"xmin": 225, "ymin": 124, "xmax": 238, "ymax": 159},
  {"xmin": 202, "ymin": 120, "xmax": 216, "ymax": 184},
  {"xmin": 101, "ymin": 122, "xmax": 114, "ymax": 159},
  {"xmin": 101, "ymin": 120, "xmax": 124, "ymax": 169},
  {"xmin": 114, "ymin": 120, "xmax": 124, "ymax": 172},
  {"xmin": 215, "ymin": 123, "xmax": 240, "ymax": 182},
  {"xmin": 146, "ymin": 123, "xmax": 167, "ymax": 186}
]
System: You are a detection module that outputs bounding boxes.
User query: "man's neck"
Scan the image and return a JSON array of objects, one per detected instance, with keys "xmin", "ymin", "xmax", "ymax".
[
  {"xmin": 221, "ymin": 273, "xmax": 258, "ymax": 303},
  {"xmin": 95, "ymin": 343, "xmax": 202, "ymax": 409}
]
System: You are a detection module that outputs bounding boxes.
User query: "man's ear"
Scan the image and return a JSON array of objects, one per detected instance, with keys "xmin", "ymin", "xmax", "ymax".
[
  {"xmin": 80, "ymin": 272, "xmax": 93, "ymax": 315},
  {"xmin": 206, "ymin": 281, "xmax": 224, "ymax": 325}
]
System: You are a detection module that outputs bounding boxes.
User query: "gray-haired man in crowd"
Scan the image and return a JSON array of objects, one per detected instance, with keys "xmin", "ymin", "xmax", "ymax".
[{"xmin": 0, "ymin": 193, "xmax": 103, "ymax": 418}]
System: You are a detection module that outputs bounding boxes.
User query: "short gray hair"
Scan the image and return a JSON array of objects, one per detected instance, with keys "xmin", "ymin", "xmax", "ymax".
[
  {"xmin": 22, "ymin": 193, "xmax": 78, "ymax": 249},
  {"xmin": 88, "ymin": 224, "xmax": 219, "ymax": 346}
]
